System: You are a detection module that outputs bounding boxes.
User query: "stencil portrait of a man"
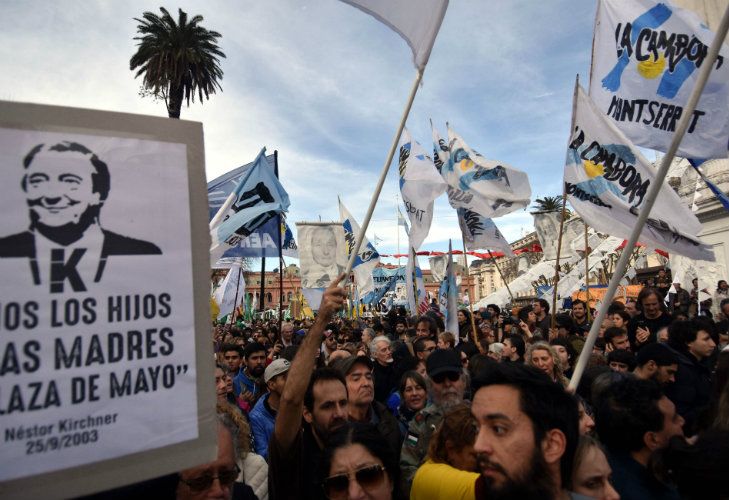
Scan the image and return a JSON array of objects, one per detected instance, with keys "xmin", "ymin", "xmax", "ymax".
[{"xmin": 0, "ymin": 140, "xmax": 161, "ymax": 293}]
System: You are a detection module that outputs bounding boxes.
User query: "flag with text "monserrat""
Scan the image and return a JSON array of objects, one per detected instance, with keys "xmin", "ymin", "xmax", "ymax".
[
  {"xmin": 432, "ymin": 123, "xmax": 532, "ymax": 218},
  {"xmin": 398, "ymin": 128, "xmax": 447, "ymax": 250},
  {"xmin": 339, "ymin": 198, "xmax": 381, "ymax": 294},
  {"xmin": 590, "ymin": 0, "xmax": 729, "ymax": 159},
  {"xmin": 339, "ymin": 0, "xmax": 449, "ymax": 71},
  {"xmin": 457, "ymin": 208, "xmax": 514, "ymax": 256},
  {"xmin": 210, "ymin": 148, "xmax": 290, "ymax": 262},
  {"xmin": 565, "ymin": 83, "xmax": 713, "ymax": 261}
]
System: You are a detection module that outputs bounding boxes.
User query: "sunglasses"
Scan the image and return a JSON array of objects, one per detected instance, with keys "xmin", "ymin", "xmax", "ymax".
[
  {"xmin": 431, "ymin": 371, "xmax": 461, "ymax": 384},
  {"xmin": 179, "ymin": 464, "xmax": 240, "ymax": 491},
  {"xmin": 323, "ymin": 464, "xmax": 387, "ymax": 499}
]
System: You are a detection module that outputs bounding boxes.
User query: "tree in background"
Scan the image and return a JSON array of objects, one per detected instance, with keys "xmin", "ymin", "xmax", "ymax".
[{"xmin": 130, "ymin": 7, "xmax": 225, "ymax": 119}]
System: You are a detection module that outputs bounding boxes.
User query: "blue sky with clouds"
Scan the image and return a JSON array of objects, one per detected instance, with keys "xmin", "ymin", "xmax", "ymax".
[{"xmin": 1, "ymin": 0, "xmax": 599, "ymax": 265}]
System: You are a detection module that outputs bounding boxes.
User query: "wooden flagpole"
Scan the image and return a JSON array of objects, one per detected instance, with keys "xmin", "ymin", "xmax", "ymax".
[
  {"xmin": 489, "ymin": 250, "xmax": 514, "ymax": 302},
  {"xmin": 343, "ymin": 70, "xmax": 424, "ymax": 284}
]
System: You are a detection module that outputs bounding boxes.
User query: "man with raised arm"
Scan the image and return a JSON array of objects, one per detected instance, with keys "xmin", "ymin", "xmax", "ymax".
[{"xmin": 268, "ymin": 275, "xmax": 348, "ymax": 500}]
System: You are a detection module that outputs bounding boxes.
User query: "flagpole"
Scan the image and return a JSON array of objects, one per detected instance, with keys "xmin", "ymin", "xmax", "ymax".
[
  {"xmin": 343, "ymin": 69, "xmax": 424, "ymax": 284},
  {"xmin": 584, "ymin": 222, "xmax": 591, "ymax": 323},
  {"xmin": 229, "ymin": 263, "xmax": 243, "ymax": 325},
  {"xmin": 569, "ymin": 3, "xmax": 729, "ymax": 391},
  {"xmin": 396, "ymin": 194, "xmax": 401, "ymax": 268},
  {"xmin": 461, "ymin": 240, "xmax": 481, "ymax": 349},
  {"xmin": 274, "ymin": 151, "xmax": 285, "ymax": 334},
  {"xmin": 550, "ymin": 197, "xmax": 568, "ymax": 330},
  {"xmin": 489, "ymin": 250, "xmax": 514, "ymax": 302}
]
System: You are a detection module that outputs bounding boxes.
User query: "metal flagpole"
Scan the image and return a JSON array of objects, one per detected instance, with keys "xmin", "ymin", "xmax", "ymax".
[
  {"xmin": 343, "ymin": 69, "xmax": 424, "ymax": 284},
  {"xmin": 569, "ymin": 3, "xmax": 729, "ymax": 391},
  {"xmin": 275, "ymin": 151, "xmax": 284, "ymax": 335}
]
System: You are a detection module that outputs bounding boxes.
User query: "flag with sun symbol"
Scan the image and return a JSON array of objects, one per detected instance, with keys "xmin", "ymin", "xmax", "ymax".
[
  {"xmin": 589, "ymin": 0, "xmax": 729, "ymax": 159},
  {"xmin": 564, "ymin": 83, "xmax": 713, "ymax": 261}
]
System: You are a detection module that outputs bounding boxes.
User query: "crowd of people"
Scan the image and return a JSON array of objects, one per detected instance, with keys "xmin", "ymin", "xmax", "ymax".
[{"xmin": 93, "ymin": 274, "xmax": 729, "ymax": 499}]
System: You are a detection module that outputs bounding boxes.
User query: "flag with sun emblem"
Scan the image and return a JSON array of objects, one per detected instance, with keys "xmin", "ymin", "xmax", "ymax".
[
  {"xmin": 590, "ymin": 0, "xmax": 729, "ymax": 159},
  {"xmin": 434, "ymin": 123, "xmax": 531, "ymax": 218},
  {"xmin": 565, "ymin": 83, "xmax": 713, "ymax": 261}
]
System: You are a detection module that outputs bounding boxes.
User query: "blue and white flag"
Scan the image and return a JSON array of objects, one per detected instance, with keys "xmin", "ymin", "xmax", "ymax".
[
  {"xmin": 438, "ymin": 240, "xmax": 459, "ymax": 339},
  {"xmin": 432, "ymin": 123, "xmax": 532, "ymax": 218},
  {"xmin": 213, "ymin": 263, "xmax": 245, "ymax": 320},
  {"xmin": 398, "ymin": 128, "xmax": 447, "ymax": 250},
  {"xmin": 457, "ymin": 208, "xmax": 514, "ymax": 256},
  {"xmin": 339, "ymin": 199, "xmax": 381, "ymax": 294},
  {"xmin": 210, "ymin": 148, "xmax": 290, "ymax": 262},
  {"xmin": 406, "ymin": 244, "xmax": 429, "ymax": 314},
  {"xmin": 208, "ymin": 152, "xmax": 295, "ymax": 262},
  {"xmin": 363, "ymin": 266, "xmax": 407, "ymax": 305},
  {"xmin": 565, "ymin": 84, "xmax": 713, "ymax": 261},
  {"xmin": 590, "ymin": 0, "xmax": 729, "ymax": 159},
  {"xmin": 688, "ymin": 160, "xmax": 729, "ymax": 214}
]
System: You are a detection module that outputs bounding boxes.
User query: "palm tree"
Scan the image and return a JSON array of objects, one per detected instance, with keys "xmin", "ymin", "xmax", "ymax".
[
  {"xmin": 531, "ymin": 195, "xmax": 571, "ymax": 217},
  {"xmin": 130, "ymin": 7, "xmax": 225, "ymax": 119}
]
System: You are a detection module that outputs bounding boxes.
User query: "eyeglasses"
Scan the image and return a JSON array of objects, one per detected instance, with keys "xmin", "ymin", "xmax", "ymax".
[
  {"xmin": 179, "ymin": 464, "xmax": 240, "ymax": 491},
  {"xmin": 431, "ymin": 371, "xmax": 461, "ymax": 384},
  {"xmin": 323, "ymin": 464, "xmax": 387, "ymax": 499}
]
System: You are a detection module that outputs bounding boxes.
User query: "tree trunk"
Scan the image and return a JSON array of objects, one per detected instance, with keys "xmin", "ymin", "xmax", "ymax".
[{"xmin": 167, "ymin": 82, "xmax": 184, "ymax": 119}]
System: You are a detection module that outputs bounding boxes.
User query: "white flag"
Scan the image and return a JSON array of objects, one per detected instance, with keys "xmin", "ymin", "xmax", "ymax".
[
  {"xmin": 439, "ymin": 240, "xmax": 459, "ymax": 339},
  {"xmin": 213, "ymin": 264, "xmax": 245, "ymax": 320},
  {"xmin": 398, "ymin": 128, "xmax": 447, "ymax": 250},
  {"xmin": 590, "ymin": 0, "xmax": 729, "ymax": 159},
  {"xmin": 433, "ymin": 123, "xmax": 532, "ymax": 218},
  {"xmin": 428, "ymin": 254, "xmax": 448, "ymax": 282},
  {"xmin": 565, "ymin": 84, "xmax": 713, "ymax": 261},
  {"xmin": 458, "ymin": 208, "xmax": 514, "ymax": 256},
  {"xmin": 339, "ymin": 0, "xmax": 449, "ymax": 71},
  {"xmin": 405, "ymin": 244, "xmax": 428, "ymax": 314},
  {"xmin": 339, "ymin": 199, "xmax": 381, "ymax": 294}
]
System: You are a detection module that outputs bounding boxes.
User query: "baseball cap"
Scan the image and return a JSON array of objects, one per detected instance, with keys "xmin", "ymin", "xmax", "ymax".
[
  {"xmin": 331, "ymin": 355, "xmax": 373, "ymax": 377},
  {"xmin": 426, "ymin": 349, "xmax": 461, "ymax": 378},
  {"xmin": 264, "ymin": 358, "xmax": 291, "ymax": 383}
]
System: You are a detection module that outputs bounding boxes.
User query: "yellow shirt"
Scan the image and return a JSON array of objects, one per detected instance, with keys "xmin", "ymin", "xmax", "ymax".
[{"xmin": 410, "ymin": 460, "xmax": 478, "ymax": 500}]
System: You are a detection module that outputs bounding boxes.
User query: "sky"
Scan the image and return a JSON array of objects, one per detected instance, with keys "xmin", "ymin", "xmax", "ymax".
[{"xmin": 1, "ymin": 0, "xmax": 599, "ymax": 267}]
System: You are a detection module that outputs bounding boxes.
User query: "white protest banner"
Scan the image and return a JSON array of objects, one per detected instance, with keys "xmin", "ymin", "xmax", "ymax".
[
  {"xmin": 532, "ymin": 213, "xmax": 583, "ymax": 261},
  {"xmin": 213, "ymin": 264, "xmax": 245, "ymax": 320},
  {"xmin": 363, "ymin": 266, "xmax": 407, "ymax": 305},
  {"xmin": 296, "ymin": 222, "xmax": 348, "ymax": 289},
  {"xmin": 398, "ymin": 128, "xmax": 447, "ymax": 250},
  {"xmin": 339, "ymin": 199, "xmax": 380, "ymax": 294},
  {"xmin": 565, "ymin": 84, "xmax": 713, "ymax": 261},
  {"xmin": 590, "ymin": 0, "xmax": 729, "ymax": 159},
  {"xmin": 458, "ymin": 208, "xmax": 515, "ymax": 256},
  {"xmin": 0, "ymin": 101, "xmax": 214, "ymax": 498},
  {"xmin": 339, "ymin": 0, "xmax": 449, "ymax": 71}
]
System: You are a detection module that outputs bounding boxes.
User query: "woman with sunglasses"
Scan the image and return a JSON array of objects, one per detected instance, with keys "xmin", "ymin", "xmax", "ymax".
[{"xmin": 321, "ymin": 423, "xmax": 401, "ymax": 500}]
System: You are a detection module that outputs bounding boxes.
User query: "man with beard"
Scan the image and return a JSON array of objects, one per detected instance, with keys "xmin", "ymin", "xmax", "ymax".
[
  {"xmin": 400, "ymin": 349, "xmax": 466, "ymax": 494},
  {"xmin": 234, "ymin": 342, "xmax": 268, "ymax": 411},
  {"xmin": 471, "ymin": 363, "xmax": 581, "ymax": 500},
  {"xmin": 633, "ymin": 343, "xmax": 678, "ymax": 386},
  {"xmin": 628, "ymin": 288, "xmax": 673, "ymax": 350},
  {"xmin": 268, "ymin": 276, "xmax": 348, "ymax": 500},
  {"xmin": 0, "ymin": 141, "xmax": 160, "ymax": 293}
]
